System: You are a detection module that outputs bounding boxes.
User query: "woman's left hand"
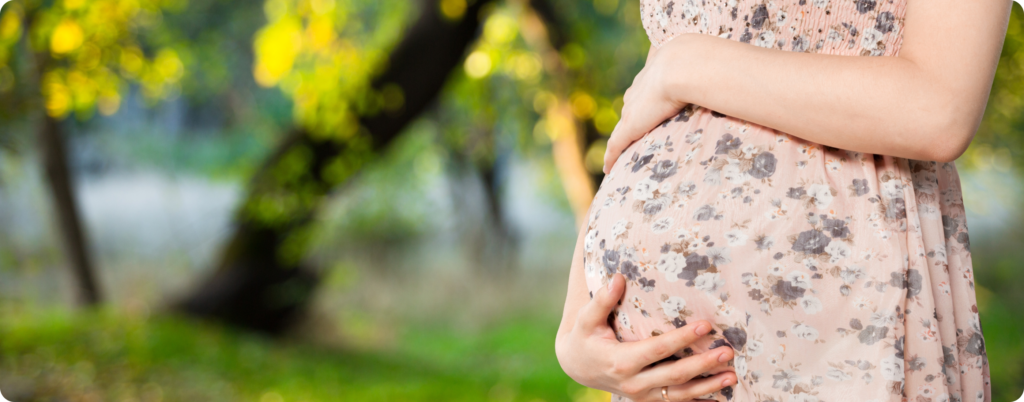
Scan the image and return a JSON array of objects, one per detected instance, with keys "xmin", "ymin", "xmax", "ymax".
[{"xmin": 602, "ymin": 34, "xmax": 706, "ymax": 174}]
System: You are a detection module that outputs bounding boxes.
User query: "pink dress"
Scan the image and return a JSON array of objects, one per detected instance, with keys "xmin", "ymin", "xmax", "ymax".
[{"xmin": 580, "ymin": 0, "xmax": 993, "ymax": 401}]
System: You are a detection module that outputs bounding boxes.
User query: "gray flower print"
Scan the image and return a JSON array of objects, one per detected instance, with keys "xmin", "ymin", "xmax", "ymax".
[
  {"xmin": 772, "ymin": 280, "xmax": 806, "ymax": 301},
  {"xmin": 942, "ymin": 345, "xmax": 957, "ymax": 367},
  {"xmin": 854, "ymin": 0, "xmax": 875, "ymax": 13},
  {"xmin": 755, "ymin": 235, "xmax": 774, "ymax": 250},
  {"xmin": 875, "ymin": 11, "xmax": 895, "ymax": 33},
  {"xmin": 858, "ymin": 325, "xmax": 888, "ymax": 345},
  {"xmin": 679, "ymin": 253, "xmax": 711, "ymax": 283},
  {"xmin": 748, "ymin": 152, "xmax": 778, "ymax": 179},
  {"xmin": 677, "ymin": 180, "xmax": 697, "ymax": 196},
  {"xmin": 823, "ymin": 218, "xmax": 851, "ymax": 239},
  {"xmin": 715, "ymin": 133, "xmax": 743, "ymax": 154},
  {"xmin": 792, "ymin": 229, "xmax": 831, "ymax": 254},
  {"xmin": 956, "ymin": 231, "xmax": 971, "ymax": 251},
  {"xmin": 905, "ymin": 269, "xmax": 923, "ymax": 298},
  {"xmin": 724, "ymin": 326, "xmax": 747, "ymax": 350},
  {"xmin": 907, "ymin": 356, "xmax": 926, "ymax": 371},
  {"xmin": 772, "ymin": 369, "xmax": 800, "ymax": 392},
  {"xmin": 851, "ymin": 178, "xmax": 870, "ymax": 196},
  {"xmin": 885, "ymin": 197, "xmax": 907, "ymax": 220},
  {"xmin": 890, "ymin": 271, "xmax": 906, "ymax": 289},
  {"xmin": 639, "ymin": 277, "xmax": 656, "ymax": 292},
  {"xmin": 603, "ymin": 249, "xmax": 620, "ymax": 275},
  {"xmin": 650, "ymin": 159, "xmax": 679, "ymax": 182},
  {"xmin": 942, "ymin": 215, "xmax": 958, "ymax": 239},
  {"xmin": 694, "ymin": 204, "xmax": 717, "ymax": 221},
  {"xmin": 965, "ymin": 332, "xmax": 985, "ymax": 355},
  {"xmin": 750, "ymin": 4, "xmax": 768, "ymax": 29},
  {"xmin": 621, "ymin": 260, "xmax": 641, "ymax": 281},
  {"xmin": 632, "ymin": 152, "xmax": 654, "ymax": 173}
]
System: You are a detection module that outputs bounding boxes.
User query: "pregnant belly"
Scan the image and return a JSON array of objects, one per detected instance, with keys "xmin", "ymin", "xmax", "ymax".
[{"xmin": 579, "ymin": 104, "xmax": 907, "ymax": 359}]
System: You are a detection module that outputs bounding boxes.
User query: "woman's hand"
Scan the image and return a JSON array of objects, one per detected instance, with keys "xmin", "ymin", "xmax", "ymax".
[
  {"xmin": 602, "ymin": 34, "xmax": 705, "ymax": 174},
  {"xmin": 555, "ymin": 273, "xmax": 738, "ymax": 402}
]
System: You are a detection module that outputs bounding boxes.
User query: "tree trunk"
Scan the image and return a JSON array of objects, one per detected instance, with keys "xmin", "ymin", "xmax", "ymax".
[
  {"xmin": 174, "ymin": 0, "xmax": 495, "ymax": 334},
  {"xmin": 38, "ymin": 115, "xmax": 102, "ymax": 306}
]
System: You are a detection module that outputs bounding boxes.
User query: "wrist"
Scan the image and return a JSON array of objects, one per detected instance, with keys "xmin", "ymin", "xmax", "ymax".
[{"xmin": 661, "ymin": 33, "xmax": 709, "ymax": 107}]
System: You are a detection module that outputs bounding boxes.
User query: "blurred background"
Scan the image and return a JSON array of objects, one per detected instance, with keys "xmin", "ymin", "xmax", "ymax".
[{"xmin": 0, "ymin": 0, "xmax": 1020, "ymax": 401}]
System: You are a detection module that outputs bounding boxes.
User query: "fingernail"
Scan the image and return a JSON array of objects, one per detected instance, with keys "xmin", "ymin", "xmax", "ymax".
[
  {"xmin": 718, "ymin": 350, "xmax": 732, "ymax": 362},
  {"xmin": 607, "ymin": 279, "xmax": 613, "ymax": 291},
  {"xmin": 694, "ymin": 324, "xmax": 710, "ymax": 336},
  {"xmin": 721, "ymin": 377, "xmax": 734, "ymax": 387}
]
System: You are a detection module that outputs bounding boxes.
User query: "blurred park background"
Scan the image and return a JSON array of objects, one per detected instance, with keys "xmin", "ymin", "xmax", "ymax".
[{"xmin": 0, "ymin": 0, "xmax": 1021, "ymax": 401}]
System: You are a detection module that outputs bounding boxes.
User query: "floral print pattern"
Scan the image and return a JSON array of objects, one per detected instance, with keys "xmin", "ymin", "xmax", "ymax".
[{"xmin": 582, "ymin": 2, "xmax": 992, "ymax": 401}]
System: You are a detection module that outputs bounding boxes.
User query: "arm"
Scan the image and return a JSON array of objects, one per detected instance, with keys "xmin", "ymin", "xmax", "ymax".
[
  {"xmin": 555, "ymin": 220, "xmax": 592, "ymax": 339},
  {"xmin": 604, "ymin": 0, "xmax": 1011, "ymax": 171},
  {"xmin": 554, "ymin": 220, "xmax": 737, "ymax": 402}
]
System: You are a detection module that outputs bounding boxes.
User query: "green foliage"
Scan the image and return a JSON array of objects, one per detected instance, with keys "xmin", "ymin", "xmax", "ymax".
[
  {"xmin": 423, "ymin": 0, "xmax": 651, "ymax": 205},
  {"xmin": 975, "ymin": 292, "xmax": 1024, "ymax": 401},
  {"xmin": 972, "ymin": 221, "xmax": 1024, "ymax": 399},
  {"xmin": 969, "ymin": 8, "xmax": 1024, "ymax": 173},
  {"xmin": 253, "ymin": 0, "xmax": 412, "ymax": 138},
  {"xmin": 0, "ymin": 0, "xmax": 188, "ymax": 120},
  {"xmin": 314, "ymin": 119, "xmax": 448, "ymax": 244}
]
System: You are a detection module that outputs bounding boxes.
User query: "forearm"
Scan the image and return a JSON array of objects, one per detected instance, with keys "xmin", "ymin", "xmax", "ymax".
[
  {"xmin": 672, "ymin": 34, "xmax": 972, "ymax": 162},
  {"xmin": 557, "ymin": 220, "xmax": 592, "ymax": 342}
]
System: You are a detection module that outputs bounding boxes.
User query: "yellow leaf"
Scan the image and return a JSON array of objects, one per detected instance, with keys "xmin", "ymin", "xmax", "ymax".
[
  {"xmin": 464, "ymin": 50, "xmax": 491, "ymax": 79},
  {"xmin": 154, "ymin": 48, "xmax": 184, "ymax": 81},
  {"xmin": 585, "ymin": 140, "xmax": 608, "ymax": 173},
  {"xmin": 98, "ymin": 93, "xmax": 121, "ymax": 116},
  {"xmin": 44, "ymin": 73, "xmax": 72, "ymax": 118},
  {"xmin": 309, "ymin": 0, "xmax": 335, "ymax": 15},
  {"xmin": 483, "ymin": 14, "xmax": 517, "ymax": 45},
  {"xmin": 439, "ymin": 0, "xmax": 465, "ymax": 20},
  {"xmin": 51, "ymin": 19, "xmax": 84, "ymax": 55},
  {"xmin": 0, "ymin": 8, "xmax": 22, "ymax": 42},
  {"xmin": 253, "ymin": 17, "xmax": 303, "ymax": 87},
  {"xmin": 63, "ymin": 0, "xmax": 86, "ymax": 10},
  {"xmin": 570, "ymin": 91, "xmax": 596, "ymax": 119},
  {"xmin": 511, "ymin": 52, "xmax": 541, "ymax": 81},
  {"xmin": 76, "ymin": 43, "xmax": 102, "ymax": 71},
  {"xmin": 305, "ymin": 16, "xmax": 334, "ymax": 51},
  {"xmin": 594, "ymin": 107, "xmax": 619, "ymax": 135},
  {"xmin": 120, "ymin": 47, "xmax": 144, "ymax": 75}
]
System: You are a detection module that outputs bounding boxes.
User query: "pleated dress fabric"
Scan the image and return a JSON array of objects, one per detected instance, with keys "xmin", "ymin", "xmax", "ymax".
[{"xmin": 579, "ymin": 0, "xmax": 993, "ymax": 401}]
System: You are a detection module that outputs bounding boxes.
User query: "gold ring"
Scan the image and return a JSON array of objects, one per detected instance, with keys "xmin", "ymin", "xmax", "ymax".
[{"xmin": 661, "ymin": 386, "xmax": 671, "ymax": 401}]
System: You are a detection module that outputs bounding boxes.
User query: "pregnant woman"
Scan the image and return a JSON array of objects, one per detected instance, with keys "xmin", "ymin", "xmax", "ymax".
[{"xmin": 555, "ymin": 0, "xmax": 1011, "ymax": 400}]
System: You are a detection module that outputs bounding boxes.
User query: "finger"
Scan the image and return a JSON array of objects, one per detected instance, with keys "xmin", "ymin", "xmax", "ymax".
[
  {"xmin": 575, "ymin": 273, "xmax": 626, "ymax": 331},
  {"xmin": 631, "ymin": 66, "xmax": 648, "ymax": 87},
  {"xmin": 621, "ymin": 320, "xmax": 714, "ymax": 370},
  {"xmin": 623, "ymin": 85, "xmax": 635, "ymax": 104},
  {"xmin": 703, "ymin": 362, "xmax": 737, "ymax": 375},
  {"xmin": 602, "ymin": 119, "xmax": 638, "ymax": 174},
  {"xmin": 631, "ymin": 344, "xmax": 735, "ymax": 391},
  {"xmin": 652, "ymin": 371, "xmax": 737, "ymax": 402}
]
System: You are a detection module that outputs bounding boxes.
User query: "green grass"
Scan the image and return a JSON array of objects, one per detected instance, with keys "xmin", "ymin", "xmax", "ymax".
[
  {"xmin": 0, "ymin": 308, "xmax": 605, "ymax": 402},
  {"xmin": 0, "ymin": 291, "xmax": 1017, "ymax": 402}
]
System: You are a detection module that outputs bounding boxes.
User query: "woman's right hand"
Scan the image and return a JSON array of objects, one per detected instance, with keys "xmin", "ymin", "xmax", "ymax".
[{"xmin": 555, "ymin": 273, "xmax": 738, "ymax": 402}]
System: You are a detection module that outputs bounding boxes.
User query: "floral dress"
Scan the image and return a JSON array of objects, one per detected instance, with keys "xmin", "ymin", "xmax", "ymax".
[{"xmin": 580, "ymin": 0, "xmax": 992, "ymax": 401}]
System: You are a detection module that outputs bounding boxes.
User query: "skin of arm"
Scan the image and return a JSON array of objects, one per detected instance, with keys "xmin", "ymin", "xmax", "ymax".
[
  {"xmin": 603, "ymin": 0, "xmax": 1012, "ymax": 172},
  {"xmin": 555, "ymin": 221, "xmax": 592, "ymax": 340}
]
